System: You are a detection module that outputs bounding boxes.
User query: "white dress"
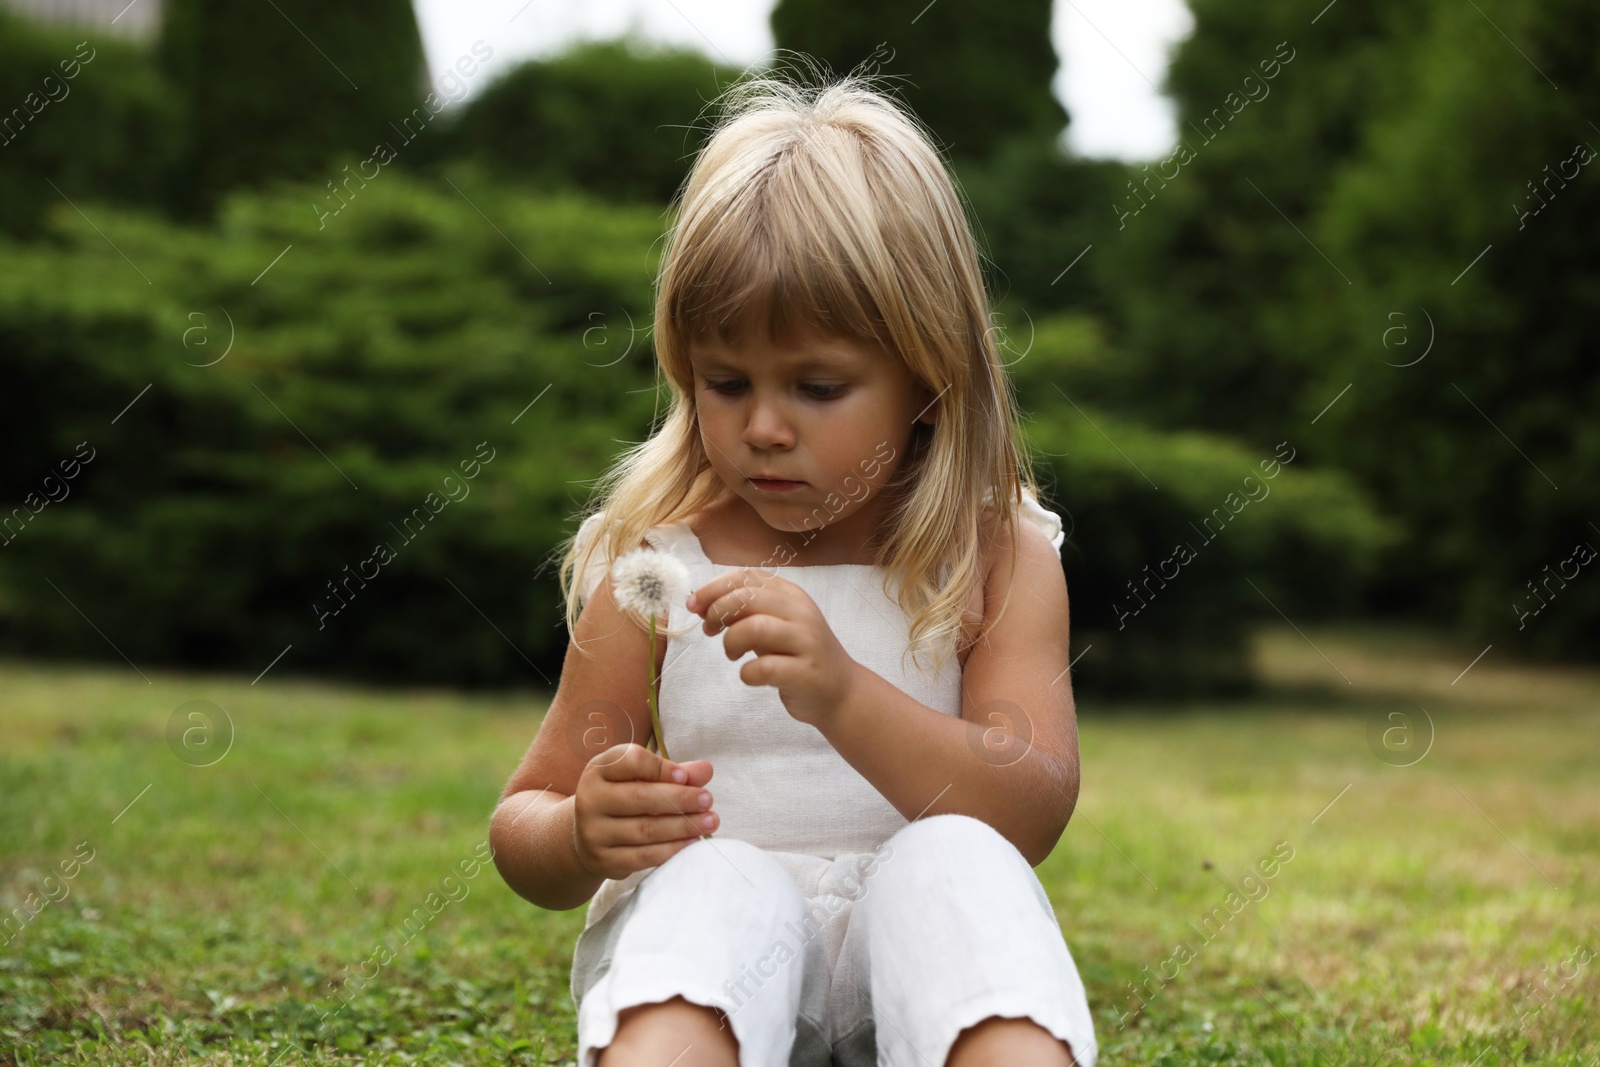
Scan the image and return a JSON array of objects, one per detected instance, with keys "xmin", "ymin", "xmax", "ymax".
[{"xmin": 566, "ymin": 490, "xmax": 1097, "ymax": 1067}]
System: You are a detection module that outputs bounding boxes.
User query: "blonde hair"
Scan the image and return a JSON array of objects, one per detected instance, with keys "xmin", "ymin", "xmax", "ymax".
[{"xmin": 556, "ymin": 60, "xmax": 1043, "ymax": 677}]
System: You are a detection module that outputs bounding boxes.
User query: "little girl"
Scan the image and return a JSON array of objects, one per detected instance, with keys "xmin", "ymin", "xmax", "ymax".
[{"xmin": 490, "ymin": 70, "xmax": 1097, "ymax": 1067}]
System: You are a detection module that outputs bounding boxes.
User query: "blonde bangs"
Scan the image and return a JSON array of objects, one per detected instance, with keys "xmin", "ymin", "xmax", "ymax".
[{"xmin": 665, "ymin": 132, "xmax": 893, "ymax": 354}]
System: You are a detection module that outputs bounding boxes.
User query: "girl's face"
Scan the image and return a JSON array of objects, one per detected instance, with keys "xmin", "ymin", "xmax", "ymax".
[{"xmin": 690, "ymin": 325, "xmax": 937, "ymax": 559}]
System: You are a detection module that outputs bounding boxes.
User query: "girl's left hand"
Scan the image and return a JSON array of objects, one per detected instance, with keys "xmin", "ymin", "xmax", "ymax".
[{"xmin": 687, "ymin": 569, "xmax": 861, "ymax": 729}]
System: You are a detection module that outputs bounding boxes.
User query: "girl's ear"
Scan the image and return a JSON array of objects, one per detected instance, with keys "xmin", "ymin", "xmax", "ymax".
[{"xmin": 915, "ymin": 382, "xmax": 939, "ymax": 426}]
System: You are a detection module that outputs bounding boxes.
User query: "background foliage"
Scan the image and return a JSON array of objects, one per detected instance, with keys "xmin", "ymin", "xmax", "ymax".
[
  {"xmin": 156, "ymin": 0, "xmax": 430, "ymax": 220},
  {"xmin": 0, "ymin": 167, "xmax": 659, "ymax": 687},
  {"xmin": 770, "ymin": 0, "xmax": 1067, "ymax": 162},
  {"xmin": 1, "ymin": 0, "xmax": 1595, "ymax": 696},
  {"xmin": 420, "ymin": 38, "xmax": 738, "ymax": 206},
  {"xmin": 0, "ymin": 12, "xmax": 182, "ymax": 239}
]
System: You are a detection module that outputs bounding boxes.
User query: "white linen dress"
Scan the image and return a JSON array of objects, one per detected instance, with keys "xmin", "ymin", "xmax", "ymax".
[{"xmin": 565, "ymin": 489, "xmax": 1098, "ymax": 1067}]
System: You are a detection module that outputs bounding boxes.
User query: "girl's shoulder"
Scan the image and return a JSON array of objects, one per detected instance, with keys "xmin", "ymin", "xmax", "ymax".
[
  {"xmin": 958, "ymin": 488, "xmax": 1066, "ymax": 667},
  {"xmin": 979, "ymin": 486, "xmax": 1066, "ymax": 554},
  {"xmin": 572, "ymin": 509, "xmax": 672, "ymax": 606}
]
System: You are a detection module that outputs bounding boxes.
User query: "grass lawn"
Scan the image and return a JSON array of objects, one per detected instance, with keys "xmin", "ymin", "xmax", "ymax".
[{"xmin": 1, "ymin": 624, "xmax": 1596, "ymax": 1065}]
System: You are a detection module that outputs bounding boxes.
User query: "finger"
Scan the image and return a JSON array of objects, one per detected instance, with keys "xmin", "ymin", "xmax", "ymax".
[
  {"xmin": 675, "ymin": 758, "xmax": 715, "ymax": 788},
  {"xmin": 611, "ymin": 835, "xmax": 706, "ymax": 872},
  {"xmin": 701, "ymin": 579, "xmax": 788, "ymax": 635},
  {"xmin": 720, "ymin": 614, "xmax": 802, "ymax": 663},
  {"xmin": 596, "ymin": 742, "xmax": 681, "ymax": 785},
  {"xmin": 652, "ymin": 755, "xmax": 714, "ymax": 790},
  {"xmin": 614, "ymin": 810, "xmax": 719, "ymax": 847},
  {"xmin": 591, "ymin": 804, "xmax": 716, "ymax": 857},
  {"xmin": 601, "ymin": 776, "xmax": 714, "ymax": 821},
  {"xmin": 686, "ymin": 570, "xmax": 749, "ymax": 615},
  {"xmin": 688, "ymin": 569, "xmax": 777, "ymax": 619},
  {"xmin": 738, "ymin": 651, "xmax": 800, "ymax": 689}
]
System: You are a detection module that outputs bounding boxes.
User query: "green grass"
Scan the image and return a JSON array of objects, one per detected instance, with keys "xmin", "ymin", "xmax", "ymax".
[{"xmin": 1, "ymin": 624, "xmax": 1596, "ymax": 1065}]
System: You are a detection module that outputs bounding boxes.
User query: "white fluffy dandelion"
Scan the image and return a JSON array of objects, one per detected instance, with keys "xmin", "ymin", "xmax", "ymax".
[
  {"xmin": 610, "ymin": 546, "xmax": 690, "ymax": 621},
  {"xmin": 609, "ymin": 547, "xmax": 691, "ymax": 764}
]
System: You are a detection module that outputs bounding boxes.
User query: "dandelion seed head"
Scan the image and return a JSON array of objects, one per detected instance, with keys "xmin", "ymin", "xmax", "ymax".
[{"xmin": 610, "ymin": 547, "xmax": 691, "ymax": 620}]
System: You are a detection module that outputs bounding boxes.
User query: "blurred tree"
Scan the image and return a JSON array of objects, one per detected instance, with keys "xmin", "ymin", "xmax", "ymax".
[
  {"xmin": 1010, "ymin": 313, "xmax": 1396, "ymax": 698},
  {"xmin": 0, "ymin": 11, "xmax": 182, "ymax": 238},
  {"xmin": 423, "ymin": 39, "xmax": 738, "ymax": 205},
  {"xmin": 951, "ymin": 138, "xmax": 1128, "ymax": 321},
  {"xmin": 1092, "ymin": 0, "xmax": 1432, "ymax": 448},
  {"xmin": 1075, "ymin": 0, "xmax": 1600, "ymax": 659},
  {"xmin": 769, "ymin": 0, "xmax": 1067, "ymax": 162},
  {"xmin": 1300, "ymin": 0, "xmax": 1600, "ymax": 656},
  {"xmin": 157, "ymin": 0, "xmax": 428, "ymax": 219}
]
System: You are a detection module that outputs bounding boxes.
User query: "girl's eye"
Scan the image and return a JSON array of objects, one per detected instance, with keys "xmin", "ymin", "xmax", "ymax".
[{"xmin": 703, "ymin": 380, "xmax": 847, "ymax": 400}]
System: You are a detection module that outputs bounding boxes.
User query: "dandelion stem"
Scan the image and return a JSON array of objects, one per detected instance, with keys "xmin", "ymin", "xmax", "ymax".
[
  {"xmin": 648, "ymin": 615, "xmax": 671, "ymax": 762},
  {"xmin": 647, "ymin": 613, "xmax": 708, "ymax": 840}
]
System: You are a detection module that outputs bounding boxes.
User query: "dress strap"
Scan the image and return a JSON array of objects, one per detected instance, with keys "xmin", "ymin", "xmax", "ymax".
[
  {"xmin": 981, "ymin": 486, "xmax": 1065, "ymax": 555},
  {"xmin": 576, "ymin": 512, "xmax": 708, "ymax": 604},
  {"xmin": 1017, "ymin": 490, "xmax": 1065, "ymax": 554},
  {"xmin": 649, "ymin": 519, "xmax": 710, "ymax": 566}
]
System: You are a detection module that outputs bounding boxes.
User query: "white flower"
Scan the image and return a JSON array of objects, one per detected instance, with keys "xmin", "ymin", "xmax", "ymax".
[
  {"xmin": 609, "ymin": 547, "xmax": 690, "ymax": 621},
  {"xmin": 609, "ymin": 545, "xmax": 693, "ymax": 772}
]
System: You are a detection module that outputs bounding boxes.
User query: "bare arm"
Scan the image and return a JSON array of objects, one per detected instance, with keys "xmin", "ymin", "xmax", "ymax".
[
  {"xmin": 489, "ymin": 569, "xmax": 659, "ymax": 910},
  {"xmin": 491, "ymin": 789, "xmax": 601, "ymax": 912},
  {"xmin": 815, "ymin": 518, "xmax": 1080, "ymax": 866}
]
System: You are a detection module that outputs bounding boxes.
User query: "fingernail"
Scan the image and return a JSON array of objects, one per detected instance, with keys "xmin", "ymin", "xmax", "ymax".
[
  {"xmin": 698, "ymin": 792, "xmax": 711, "ymax": 809},
  {"xmin": 686, "ymin": 593, "xmax": 698, "ymax": 611},
  {"xmin": 672, "ymin": 769, "xmax": 687, "ymax": 783},
  {"xmin": 701, "ymin": 815, "xmax": 716, "ymax": 829}
]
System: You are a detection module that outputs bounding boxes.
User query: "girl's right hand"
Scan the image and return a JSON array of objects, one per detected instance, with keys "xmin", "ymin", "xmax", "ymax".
[{"xmin": 572, "ymin": 743, "xmax": 719, "ymax": 880}]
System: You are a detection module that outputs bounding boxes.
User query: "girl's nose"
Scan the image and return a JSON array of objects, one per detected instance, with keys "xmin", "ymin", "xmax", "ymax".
[{"xmin": 742, "ymin": 400, "xmax": 794, "ymax": 449}]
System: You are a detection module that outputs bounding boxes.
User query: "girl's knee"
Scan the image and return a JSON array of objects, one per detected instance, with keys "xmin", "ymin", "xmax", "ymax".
[
  {"xmin": 660, "ymin": 834, "xmax": 763, "ymax": 876},
  {"xmin": 867, "ymin": 815, "xmax": 1032, "ymax": 907},
  {"xmin": 888, "ymin": 813, "xmax": 1015, "ymax": 860},
  {"xmin": 606, "ymin": 995, "xmax": 739, "ymax": 1066},
  {"xmin": 655, "ymin": 836, "xmax": 806, "ymax": 909}
]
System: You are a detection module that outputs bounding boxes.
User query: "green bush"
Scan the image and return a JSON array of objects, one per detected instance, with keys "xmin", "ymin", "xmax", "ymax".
[
  {"xmin": 1296, "ymin": 0, "xmax": 1600, "ymax": 659},
  {"xmin": 0, "ymin": 11, "xmax": 183, "ymax": 238},
  {"xmin": 1013, "ymin": 313, "xmax": 1399, "ymax": 698},
  {"xmin": 0, "ymin": 170, "xmax": 1393, "ymax": 698},
  {"xmin": 157, "ymin": 0, "xmax": 430, "ymax": 219},
  {"xmin": 0, "ymin": 165, "xmax": 661, "ymax": 687},
  {"xmin": 770, "ymin": 0, "xmax": 1066, "ymax": 162},
  {"xmin": 425, "ymin": 39, "xmax": 738, "ymax": 206},
  {"xmin": 950, "ymin": 137, "xmax": 1130, "ymax": 321},
  {"xmin": 1083, "ymin": 0, "xmax": 1430, "ymax": 448}
]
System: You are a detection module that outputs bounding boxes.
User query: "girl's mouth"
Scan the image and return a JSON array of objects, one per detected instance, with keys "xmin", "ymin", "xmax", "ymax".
[{"xmin": 750, "ymin": 478, "xmax": 804, "ymax": 492}]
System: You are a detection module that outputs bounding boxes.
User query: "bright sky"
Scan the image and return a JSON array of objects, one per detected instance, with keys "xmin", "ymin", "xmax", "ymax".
[{"xmin": 411, "ymin": 0, "xmax": 1194, "ymax": 162}]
